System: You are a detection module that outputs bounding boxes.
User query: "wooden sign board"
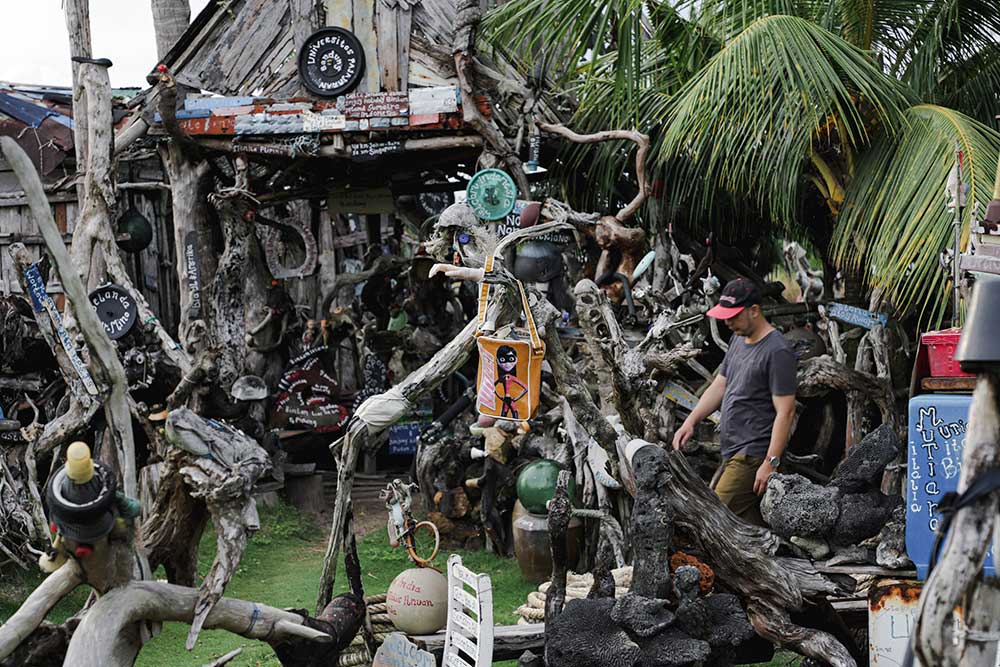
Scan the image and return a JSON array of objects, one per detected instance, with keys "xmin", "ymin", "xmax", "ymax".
[
  {"xmin": 344, "ymin": 91, "xmax": 409, "ymax": 119},
  {"xmin": 183, "ymin": 231, "xmax": 202, "ymax": 319},
  {"xmin": 372, "ymin": 632, "xmax": 435, "ymax": 667},
  {"xmin": 303, "ymin": 111, "xmax": 347, "ymax": 132},
  {"xmin": 827, "ymin": 302, "xmax": 888, "ymax": 330},
  {"xmin": 351, "ymin": 140, "xmax": 404, "ymax": 162},
  {"xmin": 906, "ymin": 393, "xmax": 994, "ymax": 579},
  {"xmin": 231, "ymin": 142, "xmax": 298, "ymax": 157},
  {"xmin": 408, "ymin": 86, "xmax": 458, "ymax": 115},
  {"xmin": 328, "ymin": 187, "xmax": 395, "ymax": 214}
]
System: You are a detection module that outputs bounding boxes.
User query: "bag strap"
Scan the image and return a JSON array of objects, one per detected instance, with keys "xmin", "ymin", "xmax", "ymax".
[
  {"xmin": 476, "ymin": 255, "xmax": 495, "ymax": 333},
  {"xmin": 476, "ymin": 254, "xmax": 544, "ymax": 355},
  {"xmin": 516, "ymin": 278, "xmax": 544, "ymax": 355}
]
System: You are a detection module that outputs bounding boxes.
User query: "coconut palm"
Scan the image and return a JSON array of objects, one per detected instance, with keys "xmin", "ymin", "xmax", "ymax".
[{"xmin": 483, "ymin": 0, "xmax": 1000, "ymax": 324}]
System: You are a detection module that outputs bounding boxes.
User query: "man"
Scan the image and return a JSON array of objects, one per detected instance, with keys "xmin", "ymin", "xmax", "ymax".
[{"xmin": 672, "ymin": 278, "xmax": 797, "ymax": 526}]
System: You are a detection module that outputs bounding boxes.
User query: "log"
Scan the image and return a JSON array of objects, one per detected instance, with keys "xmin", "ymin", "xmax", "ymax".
[
  {"xmin": 62, "ymin": 581, "xmax": 331, "ymax": 667},
  {"xmin": 413, "ymin": 623, "xmax": 546, "ymax": 661}
]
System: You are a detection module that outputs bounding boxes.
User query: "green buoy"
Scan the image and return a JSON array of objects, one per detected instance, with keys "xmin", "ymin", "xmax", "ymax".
[{"xmin": 516, "ymin": 459, "xmax": 575, "ymax": 514}]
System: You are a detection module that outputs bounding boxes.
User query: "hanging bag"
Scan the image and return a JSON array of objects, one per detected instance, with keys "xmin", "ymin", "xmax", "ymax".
[{"xmin": 475, "ymin": 255, "xmax": 545, "ymax": 422}]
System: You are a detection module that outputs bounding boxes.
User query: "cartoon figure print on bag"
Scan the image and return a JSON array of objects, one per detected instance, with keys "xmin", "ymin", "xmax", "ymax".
[{"xmin": 495, "ymin": 345, "xmax": 528, "ymax": 419}]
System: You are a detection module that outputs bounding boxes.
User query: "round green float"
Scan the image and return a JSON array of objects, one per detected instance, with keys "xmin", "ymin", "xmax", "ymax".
[{"xmin": 516, "ymin": 459, "xmax": 575, "ymax": 514}]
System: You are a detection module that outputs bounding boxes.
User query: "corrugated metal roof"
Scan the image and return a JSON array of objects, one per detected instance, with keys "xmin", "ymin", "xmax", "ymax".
[{"xmin": 0, "ymin": 92, "xmax": 74, "ymax": 129}]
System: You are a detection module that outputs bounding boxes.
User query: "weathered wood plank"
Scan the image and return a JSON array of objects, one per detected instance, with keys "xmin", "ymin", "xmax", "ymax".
[
  {"xmin": 920, "ymin": 376, "xmax": 976, "ymax": 392},
  {"xmin": 376, "ymin": 2, "xmax": 399, "ymax": 91},
  {"xmin": 352, "ymin": 0, "xmax": 379, "ymax": 92},
  {"xmin": 325, "ymin": 0, "xmax": 353, "ymax": 29},
  {"xmin": 292, "ymin": 0, "xmax": 317, "ymax": 48},
  {"xmin": 396, "ymin": 7, "xmax": 412, "ymax": 92}
]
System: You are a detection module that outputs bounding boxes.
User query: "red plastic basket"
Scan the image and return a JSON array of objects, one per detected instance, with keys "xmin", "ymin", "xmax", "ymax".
[{"xmin": 921, "ymin": 328, "xmax": 973, "ymax": 377}]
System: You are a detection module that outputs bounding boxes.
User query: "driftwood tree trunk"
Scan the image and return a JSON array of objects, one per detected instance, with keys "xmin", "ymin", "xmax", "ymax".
[
  {"xmin": 452, "ymin": 0, "xmax": 530, "ymax": 197},
  {"xmin": 913, "ymin": 373, "xmax": 1000, "ymax": 666},
  {"xmin": 204, "ymin": 195, "xmax": 277, "ymax": 391}
]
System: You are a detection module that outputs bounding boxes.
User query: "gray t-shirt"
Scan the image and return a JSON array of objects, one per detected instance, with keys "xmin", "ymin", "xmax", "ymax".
[{"xmin": 719, "ymin": 329, "xmax": 797, "ymax": 459}]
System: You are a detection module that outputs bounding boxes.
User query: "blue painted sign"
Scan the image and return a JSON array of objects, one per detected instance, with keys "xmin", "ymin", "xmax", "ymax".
[
  {"xmin": 388, "ymin": 422, "xmax": 422, "ymax": 455},
  {"xmin": 828, "ymin": 302, "xmax": 888, "ymax": 330},
  {"xmin": 906, "ymin": 393, "xmax": 994, "ymax": 579}
]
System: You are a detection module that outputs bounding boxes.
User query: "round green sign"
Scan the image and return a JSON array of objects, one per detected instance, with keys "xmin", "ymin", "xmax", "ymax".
[{"xmin": 466, "ymin": 169, "xmax": 517, "ymax": 221}]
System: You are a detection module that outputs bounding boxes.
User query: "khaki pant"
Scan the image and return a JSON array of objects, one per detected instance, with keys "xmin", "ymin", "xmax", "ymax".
[{"xmin": 714, "ymin": 454, "xmax": 766, "ymax": 527}]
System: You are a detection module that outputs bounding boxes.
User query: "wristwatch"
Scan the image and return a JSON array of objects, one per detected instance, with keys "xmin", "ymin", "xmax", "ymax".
[{"xmin": 767, "ymin": 455, "xmax": 781, "ymax": 469}]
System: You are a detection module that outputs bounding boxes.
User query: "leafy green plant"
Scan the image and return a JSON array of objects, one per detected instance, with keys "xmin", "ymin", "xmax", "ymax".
[{"xmin": 484, "ymin": 0, "xmax": 1000, "ymax": 325}]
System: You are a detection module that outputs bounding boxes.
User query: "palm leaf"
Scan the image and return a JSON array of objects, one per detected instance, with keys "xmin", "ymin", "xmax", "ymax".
[
  {"xmin": 832, "ymin": 104, "xmax": 1000, "ymax": 326},
  {"xmin": 652, "ymin": 14, "xmax": 913, "ymax": 231},
  {"xmin": 482, "ymin": 0, "xmax": 650, "ymax": 124}
]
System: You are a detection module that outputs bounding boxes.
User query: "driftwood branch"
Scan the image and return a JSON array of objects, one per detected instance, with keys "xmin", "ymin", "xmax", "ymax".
[
  {"xmin": 0, "ymin": 138, "xmax": 137, "ymax": 497},
  {"xmin": 537, "ymin": 122, "xmax": 650, "ymax": 221},
  {"xmin": 797, "ymin": 355, "xmax": 894, "ymax": 428},
  {"xmin": 63, "ymin": 581, "xmax": 330, "ymax": 667},
  {"xmin": 0, "ymin": 560, "xmax": 84, "ymax": 661}
]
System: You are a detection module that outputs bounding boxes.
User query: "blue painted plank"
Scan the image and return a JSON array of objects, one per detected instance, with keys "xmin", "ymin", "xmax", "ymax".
[
  {"xmin": 152, "ymin": 109, "xmax": 212, "ymax": 122},
  {"xmin": 828, "ymin": 302, "xmax": 888, "ymax": 330},
  {"xmin": 183, "ymin": 95, "xmax": 257, "ymax": 111}
]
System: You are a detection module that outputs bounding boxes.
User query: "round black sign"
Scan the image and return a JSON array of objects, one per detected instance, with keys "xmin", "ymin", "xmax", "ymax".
[
  {"xmin": 89, "ymin": 284, "xmax": 137, "ymax": 340},
  {"xmin": 298, "ymin": 27, "xmax": 365, "ymax": 98}
]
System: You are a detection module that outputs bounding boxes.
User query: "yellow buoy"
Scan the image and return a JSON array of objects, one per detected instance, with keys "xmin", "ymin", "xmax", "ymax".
[{"xmin": 65, "ymin": 441, "xmax": 94, "ymax": 484}]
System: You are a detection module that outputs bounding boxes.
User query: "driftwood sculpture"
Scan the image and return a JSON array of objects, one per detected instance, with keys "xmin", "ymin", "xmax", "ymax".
[{"xmin": 141, "ymin": 407, "xmax": 270, "ymax": 649}]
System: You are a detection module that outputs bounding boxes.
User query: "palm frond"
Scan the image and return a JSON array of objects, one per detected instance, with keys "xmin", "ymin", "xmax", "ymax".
[
  {"xmin": 482, "ymin": 0, "xmax": 650, "ymax": 124},
  {"xmin": 652, "ymin": 14, "xmax": 913, "ymax": 231},
  {"xmin": 832, "ymin": 104, "xmax": 1000, "ymax": 326},
  {"xmin": 889, "ymin": 0, "xmax": 1000, "ymax": 105}
]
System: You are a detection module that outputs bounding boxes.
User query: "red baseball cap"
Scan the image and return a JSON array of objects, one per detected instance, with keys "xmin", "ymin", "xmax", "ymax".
[{"xmin": 706, "ymin": 278, "xmax": 761, "ymax": 319}]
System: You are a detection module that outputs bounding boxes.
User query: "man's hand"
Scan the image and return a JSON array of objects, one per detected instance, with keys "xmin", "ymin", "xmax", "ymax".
[
  {"xmin": 672, "ymin": 422, "xmax": 695, "ymax": 450},
  {"xmin": 753, "ymin": 462, "xmax": 773, "ymax": 496}
]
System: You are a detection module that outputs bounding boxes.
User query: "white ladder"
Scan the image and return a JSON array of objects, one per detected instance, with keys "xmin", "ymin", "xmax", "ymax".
[{"xmin": 441, "ymin": 554, "xmax": 494, "ymax": 667}]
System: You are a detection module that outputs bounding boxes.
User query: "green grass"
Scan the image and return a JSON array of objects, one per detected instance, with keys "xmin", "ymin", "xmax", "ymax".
[
  {"xmin": 1, "ymin": 502, "xmax": 800, "ymax": 666},
  {"xmin": 1, "ymin": 502, "xmax": 537, "ymax": 666}
]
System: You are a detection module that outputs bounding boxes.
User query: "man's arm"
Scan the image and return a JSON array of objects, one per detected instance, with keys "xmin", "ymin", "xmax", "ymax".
[
  {"xmin": 672, "ymin": 373, "xmax": 726, "ymax": 450},
  {"xmin": 753, "ymin": 393, "xmax": 795, "ymax": 495}
]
